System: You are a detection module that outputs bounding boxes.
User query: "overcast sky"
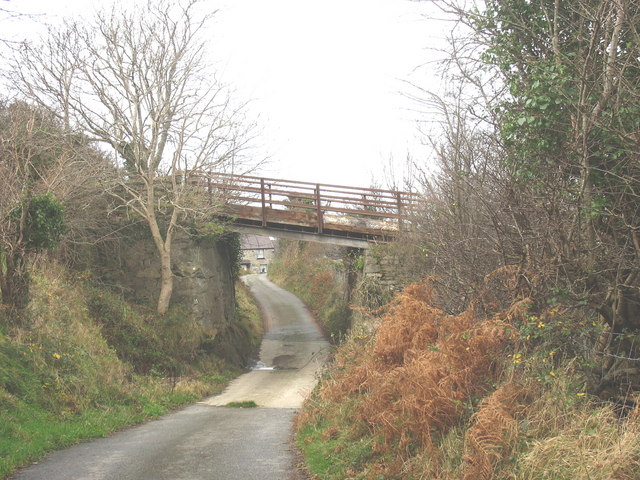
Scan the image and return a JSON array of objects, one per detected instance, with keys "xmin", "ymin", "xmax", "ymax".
[{"xmin": 2, "ymin": 0, "xmax": 449, "ymax": 188}]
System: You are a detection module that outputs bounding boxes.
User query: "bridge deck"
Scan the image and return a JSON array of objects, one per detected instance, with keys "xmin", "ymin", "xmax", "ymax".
[{"xmin": 223, "ymin": 204, "xmax": 396, "ymax": 240}]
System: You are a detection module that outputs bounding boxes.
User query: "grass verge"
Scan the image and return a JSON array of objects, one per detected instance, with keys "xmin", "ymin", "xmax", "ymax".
[
  {"xmin": 225, "ymin": 400, "xmax": 258, "ymax": 408},
  {"xmin": 0, "ymin": 261, "xmax": 261, "ymax": 479}
]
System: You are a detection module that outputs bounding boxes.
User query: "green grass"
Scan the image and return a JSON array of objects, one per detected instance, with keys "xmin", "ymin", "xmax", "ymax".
[
  {"xmin": 235, "ymin": 281, "xmax": 264, "ymax": 350},
  {"xmin": 0, "ymin": 352, "xmax": 233, "ymax": 478},
  {"xmin": 0, "ymin": 387, "xmax": 211, "ymax": 478},
  {"xmin": 1, "ymin": 403, "xmax": 135, "ymax": 476},
  {"xmin": 295, "ymin": 396, "xmax": 377, "ymax": 480},
  {"xmin": 225, "ymin": 400, "xmax": 258, "ymax": 408},
  {"xmin": 297, "ymin": 417, "xmax": 375, "ymax": 480}
]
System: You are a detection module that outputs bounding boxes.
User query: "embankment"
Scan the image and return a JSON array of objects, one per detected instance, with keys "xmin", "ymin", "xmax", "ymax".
[{"xmin": 0, "ymin": 232, "xmax": 262, "ymax": 478}]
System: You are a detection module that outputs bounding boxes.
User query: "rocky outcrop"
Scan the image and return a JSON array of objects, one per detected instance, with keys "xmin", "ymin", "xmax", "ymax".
[
  {"xmin": 104, "ymin": 231, "xmax": 256, "ymax": 365},
  {"xmin": 171, "ymin": 236, "xmax": 237, "ymax": 334},
  {"xmin": 115, "ymin": 232, "xmax": 237, "ymax": 335}
]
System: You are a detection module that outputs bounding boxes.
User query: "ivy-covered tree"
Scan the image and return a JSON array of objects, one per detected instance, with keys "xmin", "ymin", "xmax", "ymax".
[
  {"xmin": 424, "ymin": 0, "xmax": 640, "ymax": 398},
  {"xmin": 476, "ymin": 0, "xmax": 640, "ymax": 321}
]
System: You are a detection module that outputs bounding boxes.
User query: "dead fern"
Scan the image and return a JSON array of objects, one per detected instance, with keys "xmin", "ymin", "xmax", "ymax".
[
  {"xmin": 312, "ymin": 278, "xmax": 521, "ymax": 476},
  {"xmin": 461, "ymin": 382, "xmax": 531, "ymax": 480},
  {"xmin": 297, "ymin": 268, "xmax": 640, "ymax": 480}
]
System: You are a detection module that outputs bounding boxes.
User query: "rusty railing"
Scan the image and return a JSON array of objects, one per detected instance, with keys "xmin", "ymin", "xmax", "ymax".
[{"xmin": 191, "ymin": 171, "xmax": 420, "ymax": 237}]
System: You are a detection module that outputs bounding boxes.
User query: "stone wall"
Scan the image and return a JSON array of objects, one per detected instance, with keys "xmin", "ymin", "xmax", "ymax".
[
  {"xmin": 103, "ymin": 230, "xmax": 258, "ymax": 365},
  {"xmin": 363, "ymin": 247, "xmax": 404, "ymax": 291},
  {"xmin": 115, "ymin": 232, "xmax": 237, "ymax": 336}
]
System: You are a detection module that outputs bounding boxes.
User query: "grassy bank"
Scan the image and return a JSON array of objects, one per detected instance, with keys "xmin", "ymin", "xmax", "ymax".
[
  {"xmin": 0, "ymin": 262, "xmax": 261, "ymax": 478},
  {"xmin": 268, "ymin": 240, "xmax": 354, "ymax": 341},
  {"xmin": 296, "ymin": 278, "xmax": 640, "ymax": 480}
]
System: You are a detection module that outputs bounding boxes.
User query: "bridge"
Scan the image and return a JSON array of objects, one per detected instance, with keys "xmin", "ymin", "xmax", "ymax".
[{"xmin": 194, "ymin": 172, "xmax": 420, "ymax": 249}]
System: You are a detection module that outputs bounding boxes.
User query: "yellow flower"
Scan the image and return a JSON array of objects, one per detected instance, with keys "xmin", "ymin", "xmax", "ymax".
[
  {"xmin": 577, "ymin": 392, "xmax": 586, "ymax": 397},
  {"xmin": 549, "ymin": 371, "xmax": 556, "ymax": 377},
  {"xmin": 537, "ymin": 322, "xmax": 546, "ymax": 328},
  {"xmin": 52, "ymin": 353, "xmax": 61, "ymax": 359}
]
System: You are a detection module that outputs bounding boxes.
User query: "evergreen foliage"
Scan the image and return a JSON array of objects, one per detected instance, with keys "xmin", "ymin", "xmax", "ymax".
[{"xmin": 13, "ymin": 194, "xmax": 65, "ymax": 251}]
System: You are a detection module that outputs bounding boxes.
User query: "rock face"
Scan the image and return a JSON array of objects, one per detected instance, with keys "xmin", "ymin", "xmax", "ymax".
[
  {"xmin": 363, "ymin": 248, "xmax": 403, "ymax": 290},
  {"xmin": 172, "ymin": 236, "xmax": 237, "ymax": 334},
  {"xmin": 117, "ymin": 232, "xmax": 236, "ymax": 335}
]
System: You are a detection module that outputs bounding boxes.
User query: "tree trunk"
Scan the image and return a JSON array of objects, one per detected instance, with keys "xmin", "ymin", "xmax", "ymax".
[
  {"xmin": 0, "ymin": 252, "xmax": 30, "ymax": 312},
  {"xmin": 146, "ymin": 201, "xmax": 174, "ymax": 316},
  {"xmin": 157, "ymin": 247, "xmax": 173, "ymax": 315}
]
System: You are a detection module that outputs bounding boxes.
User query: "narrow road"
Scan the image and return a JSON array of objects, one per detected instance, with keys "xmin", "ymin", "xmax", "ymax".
[{"xmin": 11, "ymin": 275, "xmax": 329, "ymax": 480}]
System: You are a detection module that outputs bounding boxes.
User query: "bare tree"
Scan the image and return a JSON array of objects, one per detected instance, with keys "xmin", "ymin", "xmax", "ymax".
[{"xmin": 8, "ymin": 0, "xmax": 255, "ymax": 314}]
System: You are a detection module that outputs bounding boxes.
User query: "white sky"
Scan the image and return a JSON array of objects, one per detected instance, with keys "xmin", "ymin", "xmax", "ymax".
[{"xmin": 2, "ymin": 0, "xmax": 449, "ymax": 188}]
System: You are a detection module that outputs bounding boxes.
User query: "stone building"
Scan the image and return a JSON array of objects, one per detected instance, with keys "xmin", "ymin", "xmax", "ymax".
[{"xmin": 239, "ymin": 234, "xmax": 276, "ymax": 274}]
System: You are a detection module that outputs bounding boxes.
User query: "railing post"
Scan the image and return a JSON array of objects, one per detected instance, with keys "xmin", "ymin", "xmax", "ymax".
[
  {"xmin": 260, "ymin": 178, "xmax": 267, "ymax": 227},
  {"xmin": 315, "ymin": 184, "xmax": 323, "ymax": 234}
]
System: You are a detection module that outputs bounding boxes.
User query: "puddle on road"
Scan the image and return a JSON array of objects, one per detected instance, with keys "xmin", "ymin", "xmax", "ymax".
[
  {"xmin": 271, "ymin": 354, "xmax": 296, "ymax": 369},
  {"xmin": 250, "ymin": 357, "xmax": 298, "ymax": 371},
  {"xmin": 251, "ymin": 360, "xmax": 275, "ymax": 371}
]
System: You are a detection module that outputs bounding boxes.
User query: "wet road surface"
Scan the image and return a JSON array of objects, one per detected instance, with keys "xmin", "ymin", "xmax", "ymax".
[
  {"xmin": 204, "ymin": 274, "xmax": 328, "ymax": 408},
  {"xmin": 11, "ymin": 275, "xmax": 329, "ymax": 480}
]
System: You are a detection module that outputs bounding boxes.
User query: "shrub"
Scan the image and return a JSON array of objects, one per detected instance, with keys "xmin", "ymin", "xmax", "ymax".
[
  {"xmin": 298, "ymin": 267, "xmax": 640, "ymax": 479},
  {"xmin": 18, "ymin": 194, "xmax": 66, "ymax": 251}
]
